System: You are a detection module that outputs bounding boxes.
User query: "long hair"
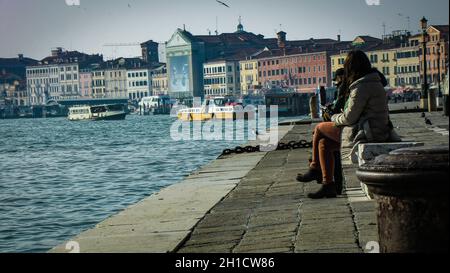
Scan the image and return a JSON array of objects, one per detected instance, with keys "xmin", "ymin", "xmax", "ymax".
[{"xmin": 344, "ymin": 50, "xmax": 373, "ymax": 86}]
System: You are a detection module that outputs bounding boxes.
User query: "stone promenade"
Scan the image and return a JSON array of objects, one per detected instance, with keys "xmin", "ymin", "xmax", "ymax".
[
  {"xmin": 51, "ymin": 110, "xmax": 448, "ymax": 253},
  {"xmin": 177, "ymin": 111, "xmax": 449, "ymax": 253}
]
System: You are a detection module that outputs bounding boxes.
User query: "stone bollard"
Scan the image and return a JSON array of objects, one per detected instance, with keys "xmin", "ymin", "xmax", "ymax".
[
  {"xmin": 356, "ymin": 146, "xmax": 449, "ymax": 253},
  {"xmin": 309, "ymin": 94, "xmax": 319, "ymax": 119}
]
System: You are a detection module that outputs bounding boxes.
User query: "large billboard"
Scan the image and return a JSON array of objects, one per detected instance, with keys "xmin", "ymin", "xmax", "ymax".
[{"xmin": 169, "ymin": 55, "xmax": 190, "ymax": 93}]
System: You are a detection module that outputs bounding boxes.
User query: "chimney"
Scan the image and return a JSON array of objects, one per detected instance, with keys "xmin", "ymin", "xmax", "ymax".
[
  {"xmin": 18, "ymin": 54, "xmax": 24, "ymax": 60},
  {"xmin": 337, "ymin": 35, "xmax": 341, "ymax": 42},
  {"xmin": 277, "ymin": 31, "xmax": 287, "ymax": 49},
  {"xmin": 51, "ymin": 47, "xmax": 63, "ymax": 57}
]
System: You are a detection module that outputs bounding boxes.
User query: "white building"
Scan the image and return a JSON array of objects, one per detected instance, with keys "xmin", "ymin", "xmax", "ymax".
[
  {"xmin": 59, "ymin": 63, "xmax": 80, "ymax": 100},
  {"xmin": 25, "ymin": 48, "xmax": 103, "ymax": 105},
  {"xmin": 203, "ymin": 60, "xmax": 241, "ymax": 97},
  {"xmin": 26, "ymin": 64, "xmax": 60, "ymax": 105},
  {"xmin": 105, "ymin": 68, "xmax": 127, "ymax": 99},
  {"xmin": 127, "ymin": 68, "xmax": 151, "ymax": 101}
]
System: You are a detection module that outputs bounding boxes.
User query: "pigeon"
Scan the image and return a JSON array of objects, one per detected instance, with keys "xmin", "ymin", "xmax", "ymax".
[
  {"xmin": 425, "ymin": 118, "xmax": 432, "ymax": 126},
  {"xmin": 421, "ymin": 112, "xmax": 426, "ymax": 118},
  {"xmin": 216, "ymin": 0, "xmax": 230, "ymax": 8}
]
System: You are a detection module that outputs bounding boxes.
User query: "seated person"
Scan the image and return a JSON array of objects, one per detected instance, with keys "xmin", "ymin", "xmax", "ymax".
[{"xmin": 297, "ymin": 50, "xmax": 392, "ymax": 199}]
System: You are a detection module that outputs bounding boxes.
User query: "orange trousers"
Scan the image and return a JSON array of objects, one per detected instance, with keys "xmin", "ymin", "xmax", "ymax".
[{"xmin": 310, "ymin": 122, "xmax": 342, "ymax": 184}]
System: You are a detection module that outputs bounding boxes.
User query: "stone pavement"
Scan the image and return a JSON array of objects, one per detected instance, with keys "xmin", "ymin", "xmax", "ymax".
[
  {"xmin": 177, "ymin": 111, "xmax": 449, "ymax": 253},
  {"xmin": 50, "ymin": 110, "xmax": 448, "ymax": 253}
]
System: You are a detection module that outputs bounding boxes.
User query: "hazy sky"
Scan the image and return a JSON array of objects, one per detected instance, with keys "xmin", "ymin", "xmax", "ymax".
[{"xmin": 0, "ymin": 0, "xmax": 448, "ymax": 60}]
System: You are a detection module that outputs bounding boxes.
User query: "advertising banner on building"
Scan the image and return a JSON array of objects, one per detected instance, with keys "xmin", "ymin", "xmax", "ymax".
[{"xmin": 169, "ymin": 55, "xmax": 190, "ymax": 93}]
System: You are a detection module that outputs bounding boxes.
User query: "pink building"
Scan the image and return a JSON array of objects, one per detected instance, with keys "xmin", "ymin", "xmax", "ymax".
[{"xmin": 79, "ymin": 70, "xmax": 93, "ymax": 98}]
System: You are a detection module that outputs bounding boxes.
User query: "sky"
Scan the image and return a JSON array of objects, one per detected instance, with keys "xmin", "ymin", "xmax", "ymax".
[{"xmin": 0, "ymin": 0, "xmax": 448, "ymax": 60}]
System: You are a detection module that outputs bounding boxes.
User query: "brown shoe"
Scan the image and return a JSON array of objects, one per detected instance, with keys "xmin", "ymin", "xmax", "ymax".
[
  {"xmin": 307, "ymin": 184, "xmax": 337, "ymax": 199},
  {"xmin": 296, "ymin": 168, "xmax": 322, "ymax": 184}
]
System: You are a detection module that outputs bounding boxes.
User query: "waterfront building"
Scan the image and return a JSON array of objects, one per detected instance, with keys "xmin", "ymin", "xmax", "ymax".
[
  {"xmin": 203, "ymin": 60, "xmax": 241, "ymax": 97},
  {"xmin": 330, "ymin": 31, "xmax": 417, "ymax": 88},
  {"xmin": 421, "ymin": 25, "xmax": 449, "ymax": 86},
  {"xmin": 79, "ymin": 69, "xmax": 93, "ymax": 98},
  {"xmin": 165, "ymin": 28, "xmax": 206, "ymax": 99},
  {"xmin": 91, "ymin": 68, "xmax": 106, "ymax": 99},
  {"xmin": 105, "ymin": 67, "xmax": 127, "ymax": 99},
  {"xmin": 0, "ymin": 55, "xmax": 37, "ymax": 106},
  {"xmin": 141, "ymin": 40, "xmax": 160, "ymax": 64},
  {"xmin": 256, "ymin": 32, "xmax": 334, "ymax": 94},
  {"xmin": 26, "ymin": 48, "xmax": 103, "ymax": 105},
  {"xmin": 26, "ymin": 63, "xmax": 60, "ymax": 105},
  {"xmin": 127, "ymin": 67, "xmax": 151, "ymax": 101},
  {"xmin": 394, "ymin": 36, "xmax": 421, "ymax": 89},
  {"xmin": 0, "ymin": 54, "xmax": 37, "ymax": 80},
  {"xmin": 0, "ymin": 73, "xmax": 27, "ymax": 106},
  {"xmin": 239, "ymin": 56, "xmax": 261, "ymax": 95},
  {"xmin": 151, "ymin": 64, "xmax": 169, "ymax": 96}
]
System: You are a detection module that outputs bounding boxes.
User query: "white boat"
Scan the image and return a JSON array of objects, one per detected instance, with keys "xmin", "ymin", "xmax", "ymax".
[
  {"xmin": 68, "ymin": 104, "xmax": 127, "ymax": 121},
  {"xmin": 177, "ymin": 97, "xmax": 256, "ymax": 121}
]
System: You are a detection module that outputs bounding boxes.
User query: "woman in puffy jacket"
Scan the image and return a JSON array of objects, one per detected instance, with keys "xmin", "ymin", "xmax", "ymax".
[{"xmin": 297, "ymin": 50, "xmax": 391, "ymax": 199}]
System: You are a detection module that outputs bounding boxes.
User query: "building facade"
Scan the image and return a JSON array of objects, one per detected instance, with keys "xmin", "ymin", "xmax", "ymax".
[
  {"xmin": 258, "ymin": 50, "xmax": 332, "ymax": 93},
  {"xmin": 105, "ymin": 68, "xmax": 127, "ymax": 99},
  {"xmin": 203, "ymin": 60, "xmax": 240, "ymax": 97},
  {"xmin": 239, "ymin": 59, "xmax": 259, "ymax": 95},
  {"xmin": 421, "ymin": 25, "xmax": 449, "ymax": 87},
  {"xmin": 25, "ymin": 48, "xmax": 103, "ymax": 105},
  {"xmin": 92, "ymin": 69, "xmax": 106, "ymax": 98},
  {"xmin": 151, "ymin": 65, "xmax": 169, "ymax": 96},
  {"xmin": 58, "ymin": 63, "xmax": 80, "ymax": 100},
  {"xmin": 79, "ymin": 69, "xmax": 93, "ymax": 98},
  {"xmin": 394, "ymin": 38, "xmax": 421, "ymax": 88},
  {"xmin": 26, "ymin": 64, "xmax": 60, "ymax": 105},
  {"xmin": 166, "ymin": 29, "xmax": 206, "ymax": 99},
  {"xmin": 127, "ymin": 68, "xmax": 151, "ymax": 101}
]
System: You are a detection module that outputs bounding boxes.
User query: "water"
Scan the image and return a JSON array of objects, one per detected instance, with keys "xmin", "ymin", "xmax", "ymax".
[{"xmin": 0, "ymin": 115, "xmax": 249, "ymax": 253}]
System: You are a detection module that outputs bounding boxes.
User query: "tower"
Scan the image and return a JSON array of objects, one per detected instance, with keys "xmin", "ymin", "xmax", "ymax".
[{"xmin": 236, "ymin": 16, "xmax": 244, "ymax": 33}]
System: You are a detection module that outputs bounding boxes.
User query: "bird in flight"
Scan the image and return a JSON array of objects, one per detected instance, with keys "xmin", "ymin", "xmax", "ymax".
[{"xmin": 216, "ymin": 0, "xmax": 230, "ymax": 8}]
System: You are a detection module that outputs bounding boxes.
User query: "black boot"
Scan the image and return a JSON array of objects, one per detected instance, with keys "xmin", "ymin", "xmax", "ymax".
[
  {"xmin": 297, "ymin": 168, "xmax": 322, "ymax": 184},
  {"xmin": 307, "ymin": 184, "xmax": 337, "ymax": 199}
]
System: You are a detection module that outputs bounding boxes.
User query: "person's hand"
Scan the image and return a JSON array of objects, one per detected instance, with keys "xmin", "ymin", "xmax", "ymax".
[{"xmin": 322, "ymin": 112, "xmax": 331, "ymax": 122}]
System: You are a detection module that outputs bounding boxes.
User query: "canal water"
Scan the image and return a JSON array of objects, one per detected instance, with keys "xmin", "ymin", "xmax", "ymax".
[{"xmin": 0, "ymin": 115, "xmax": 254, "ymax": 253}]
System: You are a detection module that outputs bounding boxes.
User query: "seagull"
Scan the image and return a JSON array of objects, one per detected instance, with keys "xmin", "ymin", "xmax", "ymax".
[
  {"xmin": 128, "ymin": 3, "xmax": 131, "ymax": 8},
  {"xmin": 216, "ymin": 0, "xmax": 230, "ymax": 8}
]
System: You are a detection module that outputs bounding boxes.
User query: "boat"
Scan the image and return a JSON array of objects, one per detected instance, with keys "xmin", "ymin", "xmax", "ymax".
[
  {"xmin": 177, "ymin": 96, "xmax": 256, "ymax": 121},
  {"xmin": 68, "ymin": 104, "xmax": 127, "ymax": 121}
]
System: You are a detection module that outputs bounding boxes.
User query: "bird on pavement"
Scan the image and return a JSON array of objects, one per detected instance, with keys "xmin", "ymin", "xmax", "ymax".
[
  {"xmin": 421, "ymin": 112, "xmax": 426, "ymax": 118},
  {"xmin": 425, "ymin": 118, "xmax": 433, "ymax": 125}
]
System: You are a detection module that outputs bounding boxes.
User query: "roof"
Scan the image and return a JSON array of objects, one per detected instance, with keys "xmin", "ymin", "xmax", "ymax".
[
  {"xmin": 0, "ymin": 57, "xmax": 38, "ymax": 68},
  {"xmin": 354, "ymin": 36, "xmax": 383, "ymax": 43},
  {"xmin": 429, "ymin": 25, "xmax": 449, "ymax": 33}
]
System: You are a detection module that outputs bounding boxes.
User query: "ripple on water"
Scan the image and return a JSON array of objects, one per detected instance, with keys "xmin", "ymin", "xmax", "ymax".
[{"xmin": 0, "ymin": 115, "xmax": 246, "ymax": 253}]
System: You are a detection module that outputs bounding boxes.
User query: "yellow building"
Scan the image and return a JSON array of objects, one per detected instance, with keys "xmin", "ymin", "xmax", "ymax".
[
  {"xmin": 330, "ymin": 34, "xmax": 421, "ymax": 89},
  {"xmin": 330, "ymin": 51, "xmax": 348, "ymax": 79},
  {"xmin": 239, "ymin": 59, "xmax": 259, "ymax": 95},
  {"xmin": 367, "ymin": 47, "xmax": 397, "ymax": 87},
  {"xmin": 393, "ymin": 36, "xmax": 421, "ymax": 88}
]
